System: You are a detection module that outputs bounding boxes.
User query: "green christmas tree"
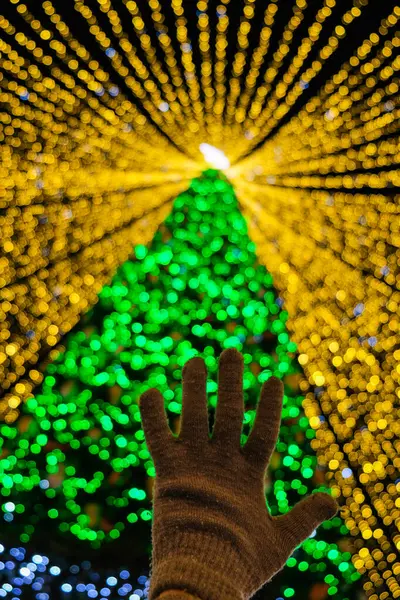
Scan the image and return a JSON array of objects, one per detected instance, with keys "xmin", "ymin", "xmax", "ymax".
[{"xmin": 0, "ymin": 171, "xmax": 360, "ymax": 598}]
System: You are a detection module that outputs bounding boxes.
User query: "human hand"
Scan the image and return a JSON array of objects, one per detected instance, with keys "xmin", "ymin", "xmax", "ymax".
[{"xmin": 139, "ymin": 348, "xmax": 338, "ymax": 600}]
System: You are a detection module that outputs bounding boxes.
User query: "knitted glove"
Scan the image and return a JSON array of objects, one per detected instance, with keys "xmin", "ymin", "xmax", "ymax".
[
  {"xmin": 139, "ymin": 348, "xmax": 338, "ymax": 600},
  {"xmin": 156, "ymin": 593, "xmax": 198, "ymax": 600}
]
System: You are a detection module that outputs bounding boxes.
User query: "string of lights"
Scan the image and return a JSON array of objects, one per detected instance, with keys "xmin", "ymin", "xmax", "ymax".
[
  {"xmin": 263, "ymin": 30, "xmax": 399, "ymax": 167},
  {"xmin": 1, "ymin": 1, "xmax": 395, "ymax": 158},
  {"xmin": 209, "ymin": 0, "xmax": 229, "ymax": 139},
  {"xmin": 223, "ymin": 0, "xmax": 261, "ymax": 123},
  {"xmin": 196, "ymin": 0, "xmax": 212, "ymax": 135},
  {"xmin": 153, "ymin": 0, "xmax": 205, "ymax": 142},
  {"xmin": 71, "ymin": 0, "xmax": 180, "ymax": 137},
  {"xmin": 225, "ymin": 0, "xmax": 278, "ymax": 128},
  {"xmin": 242, "ymin": 0, "xmax": 318, "ymax": 140},
  {"xmin": 241, "ymin": 2, "xmax": 373, "ymax": 154},
  {"xmin": 139, "ymin": 0, "xmax": 200, "ymax": 128},
  {"xmin": 0, "ymin": 184, "xmax": 195, "ymax": 423}
]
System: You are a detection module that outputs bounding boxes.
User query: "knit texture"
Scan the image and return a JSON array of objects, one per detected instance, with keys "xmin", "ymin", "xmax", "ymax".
[
  {"xmin": 139, "ymin": 348, "xmax": 338, "ymax": 600},
  {"xmin": 157, "ymin": 593, "xmax": 199, "ymax": 600}
]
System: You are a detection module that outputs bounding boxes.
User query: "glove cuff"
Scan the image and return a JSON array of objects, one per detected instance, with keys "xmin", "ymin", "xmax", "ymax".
[
  {"xmin": 155, "ymin": 592, "xmax": 201, "ymax": 600},
  {"xmin": 149, "ymin": 530, "xmax": 256, "ymax": 600}
]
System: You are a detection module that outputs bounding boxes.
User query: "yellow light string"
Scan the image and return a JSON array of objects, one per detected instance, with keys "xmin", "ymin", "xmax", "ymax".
[
  {"xmin": 19, "ymin": 0, "xmax": 109, "ymax": 100},
  {"xmin": 0, "ymin": 42, "xmax": 176, "ymax": 193},
  {"xmin": 0, "ymin": 35, "xmax": 124, "ymax": 171},
  {"xmin": 0, "ymin": 180, "xmax": 194, "ymax": 422},
  {"xmin": 261, "ymin": 134, "xmax": 400, "ymax": 177},
  {"xmin": 243, "ymin": 1, "xmax": 370, "ymax": 152},
  {"xmin": 169, "ymin": 0, "xmax": 204, "ymax": 138},
  {"xmin": 225, "ymin": 0, "xmax": 278, "ymax": 128},
  {"xmin": 241, "ymin": 0, "xmax": 310, "ymax": 141},
  {"xmin": 209, "ymin": 1, "xmax": 230, "ymax": 143},
  {"xmin": 311, "ymin": 35, "xmax": 398, "ymax": 122},
  {"xmin": 0, "ymin": 7, "xmax": 162, "ymax": 156},
  {"xmin": 40, "ymin": 0, "xmax": 152, "ymax": 128},
  {"xmin": 252, "ymin": 0, "xmax": 339, "ymax": 124},
  {"xmin": 240, "ymin": 10, "xmax": 399, "ymax": 174},
  {"xmin": 278, "ymin": 23, "xmax": 400, "ymax": 157},
  {"xmin": 0, "ymin": 2, "xmax": 202, "ymax": 419},
  {"xmin": 135, "ymin": 0, "xmax": 199, "ymax": 129},
  {"xmin": 94, "ymin": 0, "xmax": 191, "ymax": 138},
  {"xmin": 196, "ymin": 0, "xmax": 213, "ymax": 139},
  {"xmin": 72, "ymin": 0, "xmax": 189, "ymax": 149},
  {"xmin": 221, "ymin": 0, "xmax": 256, "ymax": 133}
]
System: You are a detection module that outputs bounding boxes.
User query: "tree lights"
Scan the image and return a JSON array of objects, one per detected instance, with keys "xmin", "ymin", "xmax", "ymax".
[{"xmin": 1, "ymin": 172, "xmax": 360, "ymax": 598}]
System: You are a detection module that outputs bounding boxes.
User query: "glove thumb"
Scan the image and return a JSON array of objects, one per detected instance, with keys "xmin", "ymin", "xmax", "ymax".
[{"xmin": 274, "ymin": 492, "xmax": 338, "ymax": 554}]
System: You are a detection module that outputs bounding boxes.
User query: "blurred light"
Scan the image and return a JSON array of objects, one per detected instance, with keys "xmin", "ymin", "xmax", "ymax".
[{"xmin": 199, "ymin": 144, "xmax": 230, "ymax": 169}]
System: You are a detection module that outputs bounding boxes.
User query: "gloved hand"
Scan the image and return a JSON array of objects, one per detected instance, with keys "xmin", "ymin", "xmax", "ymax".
[{"xmin": 139, "ymin": 348, "xmax": 338, "ymax": 600}]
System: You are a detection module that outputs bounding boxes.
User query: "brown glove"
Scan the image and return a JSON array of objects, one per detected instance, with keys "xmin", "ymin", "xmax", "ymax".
[{"xmin": 139, "ymin": 348, "xmax": 338, "ymax": 600}]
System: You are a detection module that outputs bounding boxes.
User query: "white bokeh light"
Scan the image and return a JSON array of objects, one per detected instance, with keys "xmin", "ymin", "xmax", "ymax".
[{"xmin": 199, "ymin": 143, "xmax": 230, "ymax": 170}]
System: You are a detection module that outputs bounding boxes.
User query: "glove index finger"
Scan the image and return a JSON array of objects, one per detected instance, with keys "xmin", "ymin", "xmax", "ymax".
[
  {"xmin": 243, "ymin": 376, "xmax": 283, "ymax": 468},
  {"xmin": 139, "ymin": 388, "xmax": 174, "ymax": 460}
]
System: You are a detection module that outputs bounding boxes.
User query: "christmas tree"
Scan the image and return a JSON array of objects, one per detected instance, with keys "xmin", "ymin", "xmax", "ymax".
[{"xmin": 0, "ymin": 171, "xmax": 360, "ymax": 599}]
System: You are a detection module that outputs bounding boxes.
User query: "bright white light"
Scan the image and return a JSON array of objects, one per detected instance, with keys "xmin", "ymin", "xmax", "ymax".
[{"xmin": 199, "ymin": 143, "xmax": 230, "ymax": 170}]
